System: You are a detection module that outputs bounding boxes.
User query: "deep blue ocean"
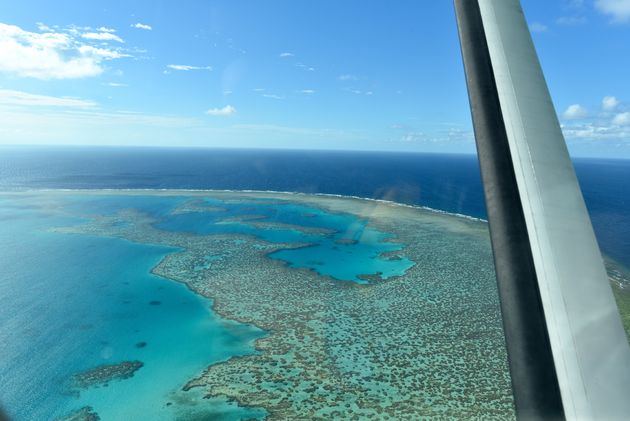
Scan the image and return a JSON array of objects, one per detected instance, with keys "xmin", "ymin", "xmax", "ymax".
[{"xmin": 1, "ymin": 146, "xmax": 628, "ymax": 267}]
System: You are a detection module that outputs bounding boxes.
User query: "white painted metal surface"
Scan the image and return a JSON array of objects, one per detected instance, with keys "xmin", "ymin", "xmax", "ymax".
[{"xmin": 478, "ymin": 0, "xmax": 630, "ymax": 419}]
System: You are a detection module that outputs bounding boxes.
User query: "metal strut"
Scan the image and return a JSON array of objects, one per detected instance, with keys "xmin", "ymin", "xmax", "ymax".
[{"xmin": 454, "ymin": 0, "xmax": 630, "ymax": 419}]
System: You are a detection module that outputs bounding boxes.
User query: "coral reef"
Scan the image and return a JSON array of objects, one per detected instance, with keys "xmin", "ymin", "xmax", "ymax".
[
  {"xmin": 71, "ymin": 361, "xmax": 144, "ymax": 389},
  {"xmin": 54, "ymin": 191, "xmax": 516, "ymax": 419}
]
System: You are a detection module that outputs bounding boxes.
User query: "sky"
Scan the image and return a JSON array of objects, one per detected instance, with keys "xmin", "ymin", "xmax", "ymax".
[{"xmin": 0, "ymin": 0, "xmax": 629, "ymax": 157}]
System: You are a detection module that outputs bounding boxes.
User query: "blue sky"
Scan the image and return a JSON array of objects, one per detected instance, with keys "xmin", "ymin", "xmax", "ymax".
[{"xmin": 0, "ymin": 0, "xmax": 629, "ymax": 157}]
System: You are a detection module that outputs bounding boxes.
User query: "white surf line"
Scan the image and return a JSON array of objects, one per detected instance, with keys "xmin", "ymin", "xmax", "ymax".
[{"xmin": 6, "ymin": 188, "xmax": 488, "ymax": 223}]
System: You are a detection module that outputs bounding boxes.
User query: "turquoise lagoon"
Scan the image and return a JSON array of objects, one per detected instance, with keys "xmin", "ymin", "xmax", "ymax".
[
  {"xmin": 156, "ymin": 197, "xmax": 415, "ymax": 283},
  {"xmin": 0, "ymin": 193, "xmax": 267, "ymax": 420},
  {"xmin": 0, "ymin": 192, "xmax": 416, "ymax": 420}
]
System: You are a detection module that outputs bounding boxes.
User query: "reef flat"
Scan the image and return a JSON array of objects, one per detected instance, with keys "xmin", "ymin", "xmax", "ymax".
[
  {"xmin": 607, "ymin": 258, "xmax": 630, "ymax": 338},
  {"xmin": 55, "ymin": 406, "xmax": 100, "ymax": 421},
  {"xmin": 71, "ymin": 361, "xmax": 144, "ymax": 390},
  {"xmin": 46, "ymin": 190, "xmax": 516, "ymax": 419}
]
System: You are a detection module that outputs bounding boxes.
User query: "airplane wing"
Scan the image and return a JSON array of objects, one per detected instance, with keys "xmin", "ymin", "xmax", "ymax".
[{"xmin": 454, "ymin": 1, "xmax": 630, "ymax": 419}]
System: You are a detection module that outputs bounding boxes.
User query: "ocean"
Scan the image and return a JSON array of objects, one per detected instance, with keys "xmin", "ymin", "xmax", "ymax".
[
  {"xmin": 0, "ymin": 146, "xmax": 628, "ymax": 420},
  {"xmin": 1, "ymin": 146, "xmax": 628, "ymax": 267},
  {"xmin": 0, "ymin": 192, "xmax": 267, "ymax": 420}
]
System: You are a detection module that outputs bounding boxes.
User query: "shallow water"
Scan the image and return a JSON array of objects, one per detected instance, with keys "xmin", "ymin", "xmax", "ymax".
[
  {"xmin": 157, "ymin": 198, "xmax": 415, "ymax": 283},
  {"xmin": 0, "ymin": 194, "xmax": 265, "ymax": 420},
  {"xmin": 0, "ymin": 192, "xmax": 416, "ymax": 419}
]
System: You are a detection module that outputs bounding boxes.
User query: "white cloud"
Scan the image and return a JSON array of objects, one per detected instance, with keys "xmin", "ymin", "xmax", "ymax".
[
  {"xmin": 262, "ymin": 94, "xmax": 285, "ymax": 100},
  {"xmin": 279, "ymin": 52, "xmax": 294, "ymax": 58},
  {"xmin": 81, "ymin": 32, "xmax": 124, "ymax": 43},
  {"xmin": 0, "ymin": 89, "xmax": 97, "ymax": 108},
  {"xmin": 338, "ymin": 74, "xmax": 358, "ymax": 81},
  {"xmin": 399, "ymin": 131, "xmax": 426, "ymax": 143},
  {"xmin": 613, "ymin": 112, "xmax": 630, "ymax": 125},
  {"xmin": 595, "ymin": 0, "xmax": 630, "ymax": 23},
  {"xmin": 105, "ymin": 82, "xmax": 127, "ymax": 87},
  {"xmin": 166, "ymin": 64, "xmax": 212, "ymax": 71},
  {"xmin": 295, "ymin": 63, "xmax": 315, "ymax": 71},
  {"xmin": 602, "ymin": 96, "xmax": 620, "ymax": 111},
  {"xmin": 556, "ymin": 16, "xmax": 588, "ymax": 25},
  {"xmin": 79, "ymin": 45, "xmax": 129, "ymax": 59},
  {"xmin": 36, "ymin": 22, "xmax": 52, "ymax": 32},
  {"xmin": 390, "ymin": 127, "xmax": 474, "ymax": 145},
  {"xmin": 132, "ymin": 23, "xmax": 152, "ymax": 31},
  {"xmin": 206, "ymin": 105, "xmax": 236, "ymax": 116},
  {"xmin": 0, "ymin": 107, "xmax": 199, "ymax": 145},
  {"xmin": 0, "ymin": 23, "xmax": 128, "ymax": 79},
  {"xmin": 530, "ymin": 22, "xmax": 549, "ymax": 32},
  {"xmin": 563, "ymin": 104, "xmax": 588, "ymax": 120},
  {"xmin": 561, "ymin": 98, "xmax": 630, "ymax": 142},
  {"xmin": 344, "ymin": 88, "xmax": 373, "ymax": 96},
  {"xmin": 298, "ymin": 89, "xmax": 315, "ymax": 94},
  {"xmin": 97, "ymin": 27, "xmax": 116, "ymax": 33},
  {"xmin": 562, "ymin": 122, "xmax": 630, "ymax": 140},
  {"xmin": 0, "ymin": 106, "xmax": 367, "ymax": 147}
]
